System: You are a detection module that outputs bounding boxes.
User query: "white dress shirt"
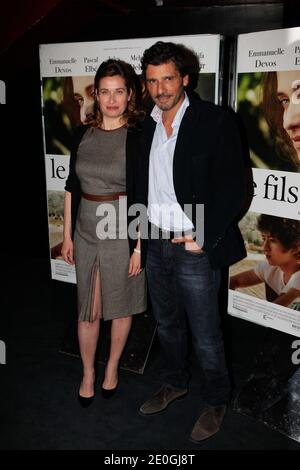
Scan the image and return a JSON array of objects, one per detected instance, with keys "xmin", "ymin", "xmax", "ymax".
[{"xmin": 148, "ymin": 93, "xmax": 194, "ymax": 233}]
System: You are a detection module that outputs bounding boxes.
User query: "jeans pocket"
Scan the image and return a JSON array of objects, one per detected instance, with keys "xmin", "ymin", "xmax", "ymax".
[{"xmin": 184, "ymin": 247, "xmax": 205, "ymax": 256}]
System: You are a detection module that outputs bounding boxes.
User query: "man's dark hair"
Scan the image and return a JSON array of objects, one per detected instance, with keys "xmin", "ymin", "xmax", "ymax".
[
  {"xmin": 141, "ymin": 41, "xmax": 190, "ymax": 78},
  {"xmin": 257, "ymin": 214, "xmax": 300, "ymax": 255}
]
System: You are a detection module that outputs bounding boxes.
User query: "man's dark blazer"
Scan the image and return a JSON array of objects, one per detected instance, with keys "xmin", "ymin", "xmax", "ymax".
[{"xmin": 137, "ymin": 93, "xmax": 247, "ymax": 269}]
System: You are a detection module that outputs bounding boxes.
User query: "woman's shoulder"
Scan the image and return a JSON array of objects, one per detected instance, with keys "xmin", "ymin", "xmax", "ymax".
[
  {"xmin": 70, "ymin": 125, "xmax": 91, "ymax": 157},
  {"xmin": 73, "ymin": 124, "xmax": 91, "ymax": 140}
]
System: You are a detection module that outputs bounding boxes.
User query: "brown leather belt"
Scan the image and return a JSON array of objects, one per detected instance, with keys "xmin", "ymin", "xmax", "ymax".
[{"xmin": 82, "ymin": 192, "xmax": 127, "ymax": 201}]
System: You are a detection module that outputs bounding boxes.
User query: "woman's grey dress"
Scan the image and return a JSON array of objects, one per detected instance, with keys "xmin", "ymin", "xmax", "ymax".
[{"xmin": 73, "ymin": 126, "xmax": 147, "ymax": 322}]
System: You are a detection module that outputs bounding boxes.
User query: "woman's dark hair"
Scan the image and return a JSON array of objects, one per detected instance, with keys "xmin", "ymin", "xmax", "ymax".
[
  {"xmin": 262, "ymin": 72, "xmax": 298, "ymax": 167},
  {"xmin": 257, "ymin": 214, "xmax": 300, "ymax": 256},
  {"xmin": 141, "ymin": 41, "xmax": 190, "ymax": 78},
  {"xmin": 92, "ymin": 59, "xmax": 144, "ymax": 128}
]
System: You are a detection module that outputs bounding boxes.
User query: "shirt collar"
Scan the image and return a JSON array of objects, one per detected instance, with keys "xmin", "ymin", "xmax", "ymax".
[{"xmin": 150, "ymin": 92, "xmax": 190, "ymax": 127}]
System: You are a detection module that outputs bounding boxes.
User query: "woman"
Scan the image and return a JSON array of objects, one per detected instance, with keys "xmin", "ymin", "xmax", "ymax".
[
  {"xmin": 262, "ymin": 70, "xmax": 300, "ymax": 169},
  {"xmin": 61, "ymin": 59, "xmax": 147, "ymax": 407}
]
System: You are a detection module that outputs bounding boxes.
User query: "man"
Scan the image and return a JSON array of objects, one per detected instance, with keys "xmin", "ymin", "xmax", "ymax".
[{"xmin": 137, "ymin": 41, "xmax": 247, "ymax": 442}]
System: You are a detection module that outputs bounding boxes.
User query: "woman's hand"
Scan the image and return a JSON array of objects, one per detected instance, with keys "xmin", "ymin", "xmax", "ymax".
[
  {"xmin": 128, "ymin": 251, "xmax": 142, "ymax": 277},
  {"xmin": 61, "ymin": 238, "xmax": 75, "ymax": 265}
]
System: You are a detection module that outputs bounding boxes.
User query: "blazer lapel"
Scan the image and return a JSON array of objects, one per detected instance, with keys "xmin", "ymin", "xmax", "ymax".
[
  {"xmin": 142, "ymin": 115, "xmax": 156, "ymax": 201},
  {"xmin": 143, "ymin": 115, "xmax": 156, "ymax": 164},
  {"xmin": 173, "ymin": 97, "xmax": 201, "ymax": 198}
]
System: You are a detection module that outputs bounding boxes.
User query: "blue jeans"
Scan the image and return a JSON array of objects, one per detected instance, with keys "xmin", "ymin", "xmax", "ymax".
[{"xmin": 146, "ymin": 239, "xmax": 231, "ymax": 406}]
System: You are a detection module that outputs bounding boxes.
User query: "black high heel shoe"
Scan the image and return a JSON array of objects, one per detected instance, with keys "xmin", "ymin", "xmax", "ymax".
[
  {"xmin": 101, "ymin": 382, "xmax": 118, "ymax": 399},
  {"xmin": 78, "ymin": 391, "xmax": 95, "ymax": 408},
  {"xmin": 78, "ymin": 370, "xmax": 97, "ymax": 407}
]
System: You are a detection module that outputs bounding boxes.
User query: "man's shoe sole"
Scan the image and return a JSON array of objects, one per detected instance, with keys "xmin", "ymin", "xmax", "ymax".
[
  {"xmin": 189, "ymin": 430, "xmax": 218, "ymax": 444},
  {"xmin": 139, "ymin": 392, "xmax": 188, "ymax": 416}
]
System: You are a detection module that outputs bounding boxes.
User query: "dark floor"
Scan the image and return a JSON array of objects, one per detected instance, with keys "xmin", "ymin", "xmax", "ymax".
[{"xmin": 1, "ymin": 257, "xmax": 300, "ymax": 451}]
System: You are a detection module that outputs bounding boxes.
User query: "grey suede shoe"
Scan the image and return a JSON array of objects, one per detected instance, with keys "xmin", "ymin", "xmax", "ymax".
[
  {"xmin": 139, "ymin": 385, "xmax": 188, "ymax": 415},
  {"xmin": 190, "ymin": 405, "xmax": 227, "ymax": 442}
]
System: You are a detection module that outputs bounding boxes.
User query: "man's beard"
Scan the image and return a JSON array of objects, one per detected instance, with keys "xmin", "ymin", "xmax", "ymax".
[{"xmin": 154, "ymin": 90, "xmax": 184, "ymax": 111}]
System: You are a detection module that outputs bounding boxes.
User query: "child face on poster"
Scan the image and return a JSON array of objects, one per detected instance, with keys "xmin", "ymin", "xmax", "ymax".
[
  {"xmin": 277, "ymin": 70, "xmax": 300, "ymax": 162},
  {"xmin": 261, "ymin": 231, "xmax": 299, "ymax": 268}
]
